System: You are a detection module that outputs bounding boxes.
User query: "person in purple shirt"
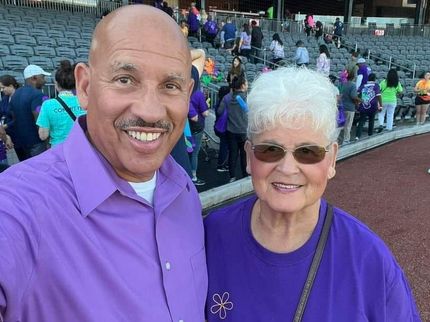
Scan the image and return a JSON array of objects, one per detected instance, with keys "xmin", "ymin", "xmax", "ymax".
[
  {"xmin": 0, "ymin": 5, "xmax": 207, "ymax": 322},
  {"xmin": 204, "ymin": 67, "xmax": 421, "ymax": 321},
  {"xmin": 356, "ymin": 57, "xmax": 370, "ymax": 90}
]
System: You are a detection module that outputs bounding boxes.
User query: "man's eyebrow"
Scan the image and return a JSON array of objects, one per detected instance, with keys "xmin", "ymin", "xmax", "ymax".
[
  {"xmin": 111, "ymin": 62, "xmax": 138, "ymax": 73},
  {"xmin": 165, "ymin": 73, "xmax": 186, "ymax": 83}
]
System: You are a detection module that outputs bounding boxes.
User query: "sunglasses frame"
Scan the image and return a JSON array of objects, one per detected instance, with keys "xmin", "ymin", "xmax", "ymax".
[{"xmin": 251, "ymin": 142, "xmax": 331, "ymax": 164}]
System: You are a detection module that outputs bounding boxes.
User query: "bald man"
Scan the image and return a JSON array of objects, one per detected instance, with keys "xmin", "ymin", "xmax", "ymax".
[{"xmin": 0, "ymin": 5, "xmax": 207, "ymax": 322}]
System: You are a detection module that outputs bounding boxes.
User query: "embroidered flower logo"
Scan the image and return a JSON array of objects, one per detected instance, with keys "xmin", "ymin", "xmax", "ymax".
[{"xmin": 210, "ymin": 292, "xmax": 234, "ymax": 320}]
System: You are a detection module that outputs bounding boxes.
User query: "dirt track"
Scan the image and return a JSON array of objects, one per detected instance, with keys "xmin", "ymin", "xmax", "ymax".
[{"xmin": 324, "ymin": 133, "xmax": 430, "ymax": 321}]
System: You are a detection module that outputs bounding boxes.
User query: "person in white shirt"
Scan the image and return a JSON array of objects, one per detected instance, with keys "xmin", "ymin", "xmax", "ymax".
[
  {"xmin": 269, "ymin": 33, "xmax": 285, "ymax": 69},
  {"xmin": 316, "ymin": 44, "xmax": 331, "ymax": 77}
]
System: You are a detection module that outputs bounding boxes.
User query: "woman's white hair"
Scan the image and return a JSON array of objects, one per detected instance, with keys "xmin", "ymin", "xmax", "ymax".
[{"xmin": 247, "ymin": 67, "xmax": 339, "ymax": 142}]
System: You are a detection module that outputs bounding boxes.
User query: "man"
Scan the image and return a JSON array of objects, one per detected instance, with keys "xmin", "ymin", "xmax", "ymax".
[
  {"xmin": 203, "ymin": 15, "xmax": 218, "ymax": 46},
  {"xmin": 333, "ymin": 17, "xmax": 344, "ymax": 48},
  {"xmin": 356, "ymin": 57, "xmax": 370, "ymax": 90},
  {"xmin": 187, "ymin": 2, "xmax": 200, "ymax": 37},
  {"xmin": 250, "ymin": 20, "xmax": 263, "ymax": 63},
  {"xmin": 9, "ymin": 64, "xmax": 49, "ymax": 161},
  {"xmin": 294, "ymin": 40, "xmax": 309, "ymax": 66},
  {"xmin": 0, "ymin": 5, "xmax": 207, "ymax": 322},
  {"xmin": 345, "ymin": 50, "xmax": 359, "ymax": 81},
  {"xmin": 220, "ymin": 17, "xmax": 236, "ymax": 49}
]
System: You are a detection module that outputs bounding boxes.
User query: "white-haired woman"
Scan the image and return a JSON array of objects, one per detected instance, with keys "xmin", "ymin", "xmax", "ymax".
[{"xmin": 204, "ymin": 67, "xmax": 420, "ymax": 321}]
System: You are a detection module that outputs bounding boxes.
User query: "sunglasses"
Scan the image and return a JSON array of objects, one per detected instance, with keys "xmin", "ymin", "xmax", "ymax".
[{"xmin": 251, "ymin": 143, "xmax": 331, "ymax": 164}]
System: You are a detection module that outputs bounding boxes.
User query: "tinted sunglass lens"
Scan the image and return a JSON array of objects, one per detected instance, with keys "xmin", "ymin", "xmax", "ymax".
[
  {"xmin": 294, "ymin": 146, "xmax": 326, "ymax": 164},
  {"xmin": 254, "ymin": 145, "xmax": 285, "ymax": 162}
]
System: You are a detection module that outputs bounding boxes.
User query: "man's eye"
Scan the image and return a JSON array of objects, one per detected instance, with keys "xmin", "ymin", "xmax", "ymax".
[
  {"xmin": 165, "ymin": 83, "xmax": 180, "ymax": 90},
  {"xmin": 117, "ymin": 77, "xmax": 132, "ymax": 85}
]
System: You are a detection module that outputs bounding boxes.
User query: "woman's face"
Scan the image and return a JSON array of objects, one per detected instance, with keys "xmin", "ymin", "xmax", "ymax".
[
  {"xmin": 233, "ymin": 58, "xmax": 240, "ymax": 68},
  {"xmin": 0, "ymin": 82, "xmax": 15, "ymax": 96},
  {"xmin": 425, "ymin": 72, "xmax": 430, "ymax": 80},
  {"xmin": 245, "ymin": 121, "xmax": 338, "ymax": 217}
]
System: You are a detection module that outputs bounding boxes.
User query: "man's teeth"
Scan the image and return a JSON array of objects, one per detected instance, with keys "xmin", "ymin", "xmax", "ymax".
[
  {"xmin": 127, "ymin": 131, "xmax": 161, "ymax": 142},
  {"xmin": 273, "ymin": 183, "xmax": 300, "ymax": 189}
]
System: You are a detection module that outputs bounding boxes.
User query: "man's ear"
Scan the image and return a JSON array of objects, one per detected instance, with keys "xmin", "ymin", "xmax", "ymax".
[{"xmin": 75, "ymin": 63, "xmax": 90, "ymax": 111}]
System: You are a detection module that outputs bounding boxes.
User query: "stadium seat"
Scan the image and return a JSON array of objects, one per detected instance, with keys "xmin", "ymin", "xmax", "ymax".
[
  {"xmin": 47, "ymin": 30, "xmax": 65, "ymax": 38},
  {"xmin": 51, "ymin": 24, "xmax": 67, "ymax": 32},
  {"xmin": 55, "ymin": 47, "xmax": 76, "ymax": 59},
  {"xmin": 0, "ymin": 45, "xmax": 11, "ymax": 56},
  {"xmin": 64, "ymin": 31, "xmax": 81, "ymax": 39},
  {"xmin": 14, "ymin": 35, "xmax": 37, "ymax": 46},
  {"xmin": 0, "ymin": 26, "xmax": 10, "ymax": 35},
  {"xmin": 75, "ymin": 47, "xmax": 89, "ymax": 58},
  {"xmin": 34, "ymin": 46, "xmax": 57, "ymax": 58},
  {"xmin": 81, "ymin": 32, "xmax": 93, "ymax": 40},
  {"xmin": 10, "ymin": 27, "xmax": 30, "ymax": 36},
  {"xmin": 36, "ymin": 36, "xmax": 57, "ymax": 47},
  {"xmin": 33, "ymin": 22, "xmax": 48, "ymax": 29},
  {"xmin": 28, "ymin": 56, "xmax": 54, "ymax": 71},
  {"xmin": 0, "ymin": 34, "xmax": 15, "ymax": 46},
  {"xmin": 74, "ymin": 39, "xmax": 90, "ymax": 48},
  {"xmin": 10, "ymin": 44, "xmax": 34, "ymax": 57},
  {"xmin": 30, "ymin": 29, "xmax": 48, "ymax": 37},
  {"xmin": 56, "ymin": 38, "xmax": 75, "ymax": 47},
  {"xmin": 2, "ymin": 55, "xmax": 28, "ymax": 71},
  {"xmin": 67, "ymin": 25, "xmax": 82, "ymax": 33}
]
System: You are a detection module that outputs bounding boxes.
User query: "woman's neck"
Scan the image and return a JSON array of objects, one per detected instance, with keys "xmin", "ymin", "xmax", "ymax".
[{"xmin": 251, "ymin": 199, "xmax": 320, "ymax": 253}]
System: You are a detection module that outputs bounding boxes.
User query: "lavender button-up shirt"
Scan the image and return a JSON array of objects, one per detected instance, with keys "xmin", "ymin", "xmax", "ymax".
[{"xmin": 0, "ymin": 117, "xmax": 207, "ymax": 322}]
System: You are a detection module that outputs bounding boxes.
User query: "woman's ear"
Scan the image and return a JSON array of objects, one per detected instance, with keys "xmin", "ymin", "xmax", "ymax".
[
  {"xmin": 245, "ymin": 140, "xmax": 252, "ymax": 175},
  {"xmin": 327, "ymin": 142, "xmax": 338, "ymax": 180}
]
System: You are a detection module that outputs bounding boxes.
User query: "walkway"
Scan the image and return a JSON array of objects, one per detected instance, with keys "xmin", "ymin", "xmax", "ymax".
[{"xmin": 324, "ymin": 133, "xmax": 430, "ymax": 320}]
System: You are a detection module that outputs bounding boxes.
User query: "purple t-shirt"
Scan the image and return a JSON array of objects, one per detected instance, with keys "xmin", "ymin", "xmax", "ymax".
[
  {"xmin": 0, "ymin": 116, "xmax": 207, "ymax": 321},
  {"xmin": 357, "ymin": 64, "xmax": 370, "ymax": 89},
  {"xmin": 205, "ymin": 196, "xmax": 421, "ymax": 321},
  {"xmin": 188, "ymin": 89, "xmax": 209, "ymax": 129}
]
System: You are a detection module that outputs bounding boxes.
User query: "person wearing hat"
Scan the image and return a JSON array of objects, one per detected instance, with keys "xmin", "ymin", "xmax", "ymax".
[
  {"xmin": 8, "ymin": 64, "xmax": 51, "ymax": 161},
  {"xmin": 356, "ymin": 57, "xmax": 370, "ymax": 90}
]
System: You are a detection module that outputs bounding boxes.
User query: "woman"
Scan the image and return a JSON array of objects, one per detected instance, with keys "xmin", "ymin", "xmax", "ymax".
[
  {"xmin": 205, "ymin": 67, "xmax": 420, "ymax": 321},
  {"xmin": 269, "ymin": 33, "xmax": 285, "ymax": 68},
  {"xmin": 316, "ymin": 44, "xmax": 331, "ymax": 76},
  {"xmin": 414, "ymin": 71, "xmax": 430, "ymax": 125},
  {"xmin": 216, "ymin": 75, "xmax": 248, "ymax": 182},
  {"xmin": 36, "ymin": 60, "xmax": 86, "ymax": 146},
  {"xmin": 238, "ymin": 23, "xmax": 252, "ymax": 59},
  {"xmin": 226, "ymin": 56, "xmax": 245, "ymax": 85},
  {"xmin": 0, "ymin": 75, "xmax": 19, "ymax": 165},
  {"xmin": 377, "ymin": 69, "xmax": 403, "ymax": 132},
  {"xmin": 340, "ymin": 69, "xmax": 360, "ymax": 145}
]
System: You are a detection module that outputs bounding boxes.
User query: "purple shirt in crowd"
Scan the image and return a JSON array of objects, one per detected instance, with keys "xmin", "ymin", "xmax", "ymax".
[
  {"xmin": 204, "ymin": 196, "xmax": 421, "ymax": 321},
  {"xmin": 0, "ymin": 116, "xmax": 207, "ymax": 322},
  {"xmin": 188, "ymin": 90, "xmax": 209, "ymax": 129}
]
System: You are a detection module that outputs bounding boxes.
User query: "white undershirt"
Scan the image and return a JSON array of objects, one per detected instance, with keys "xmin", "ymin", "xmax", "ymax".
[{"xmin": 128, "ymin": 172, "xmax": 157, "ymax": 206}]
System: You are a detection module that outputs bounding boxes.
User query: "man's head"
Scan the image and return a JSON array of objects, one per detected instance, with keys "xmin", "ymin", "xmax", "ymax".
[
  {"xmin": 23, "ymin": 64, "xmax": 51, "ymax": 89},
  {"xmin": 75, "ymin": 5, "xmax": 194, "ymax": 182},
  {"xmin": 251, "ymin": 20, "xmax": 257, "ymax": 27}
]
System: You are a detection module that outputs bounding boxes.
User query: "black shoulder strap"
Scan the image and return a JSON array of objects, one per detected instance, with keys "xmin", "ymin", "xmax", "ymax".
[
  {"xmin": 293, "ymin": 204, "xmax": 334, "ymax": 322},
  {"xmin": 55, "ymin": 96, "xmax": 76, "ymax": 121}
]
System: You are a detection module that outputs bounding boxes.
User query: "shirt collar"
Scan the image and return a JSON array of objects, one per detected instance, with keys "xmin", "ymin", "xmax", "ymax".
[{"xmin": 63, "ymin": 116, "xmax": 191, "ymax": 217}]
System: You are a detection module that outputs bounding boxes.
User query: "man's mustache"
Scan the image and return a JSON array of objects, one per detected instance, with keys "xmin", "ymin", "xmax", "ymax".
[{"xmin": 115, "ymin": 119, "xmax": 173, "ymax": 131}]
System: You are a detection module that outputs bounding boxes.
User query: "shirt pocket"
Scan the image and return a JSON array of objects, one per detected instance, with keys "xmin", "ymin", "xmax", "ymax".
[{"xmin": 190, "ymin": 246, "xmax": 208, "ymax": 315}]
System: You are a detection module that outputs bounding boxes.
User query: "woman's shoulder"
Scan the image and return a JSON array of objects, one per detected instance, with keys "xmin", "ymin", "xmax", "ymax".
[
  {"xmin": 331, "ymin": 204, "xmax": 392, "ymax": 255},
  {"xmin": 204, "ymin": 195, "xmax": 255, "ymax": 232}
]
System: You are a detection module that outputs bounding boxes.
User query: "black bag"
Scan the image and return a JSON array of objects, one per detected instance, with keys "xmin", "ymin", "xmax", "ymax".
[{"xmin": 189, "ymin": 119, "xmax": 203, "ymax": 134}]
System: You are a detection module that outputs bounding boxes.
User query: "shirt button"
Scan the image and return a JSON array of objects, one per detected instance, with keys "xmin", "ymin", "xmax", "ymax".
[
  {"xmin": 165, "ymin": 262, "xmax": 171, "ymax": 271},
  {"xmin": 179, "ymin": 320, "xmax": 184, "ymax": 322}
]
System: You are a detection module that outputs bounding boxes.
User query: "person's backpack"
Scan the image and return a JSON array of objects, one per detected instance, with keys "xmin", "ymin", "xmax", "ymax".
[
  {"xmin": 214, "ymin": 92, "xmax": 231, "ymax": 134},
  {"xmin": 205, "ymin": 21, "xmax": 218, "ymax": 36}
]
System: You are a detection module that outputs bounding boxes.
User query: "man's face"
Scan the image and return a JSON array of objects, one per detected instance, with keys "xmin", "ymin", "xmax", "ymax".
[
  {"xmin": 33, "ymin": 75, "xmax": 46, "ymax": 89},
  {"xmin": 75, "ymin": 8, "xmax": 193, "ymax": 182}
]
